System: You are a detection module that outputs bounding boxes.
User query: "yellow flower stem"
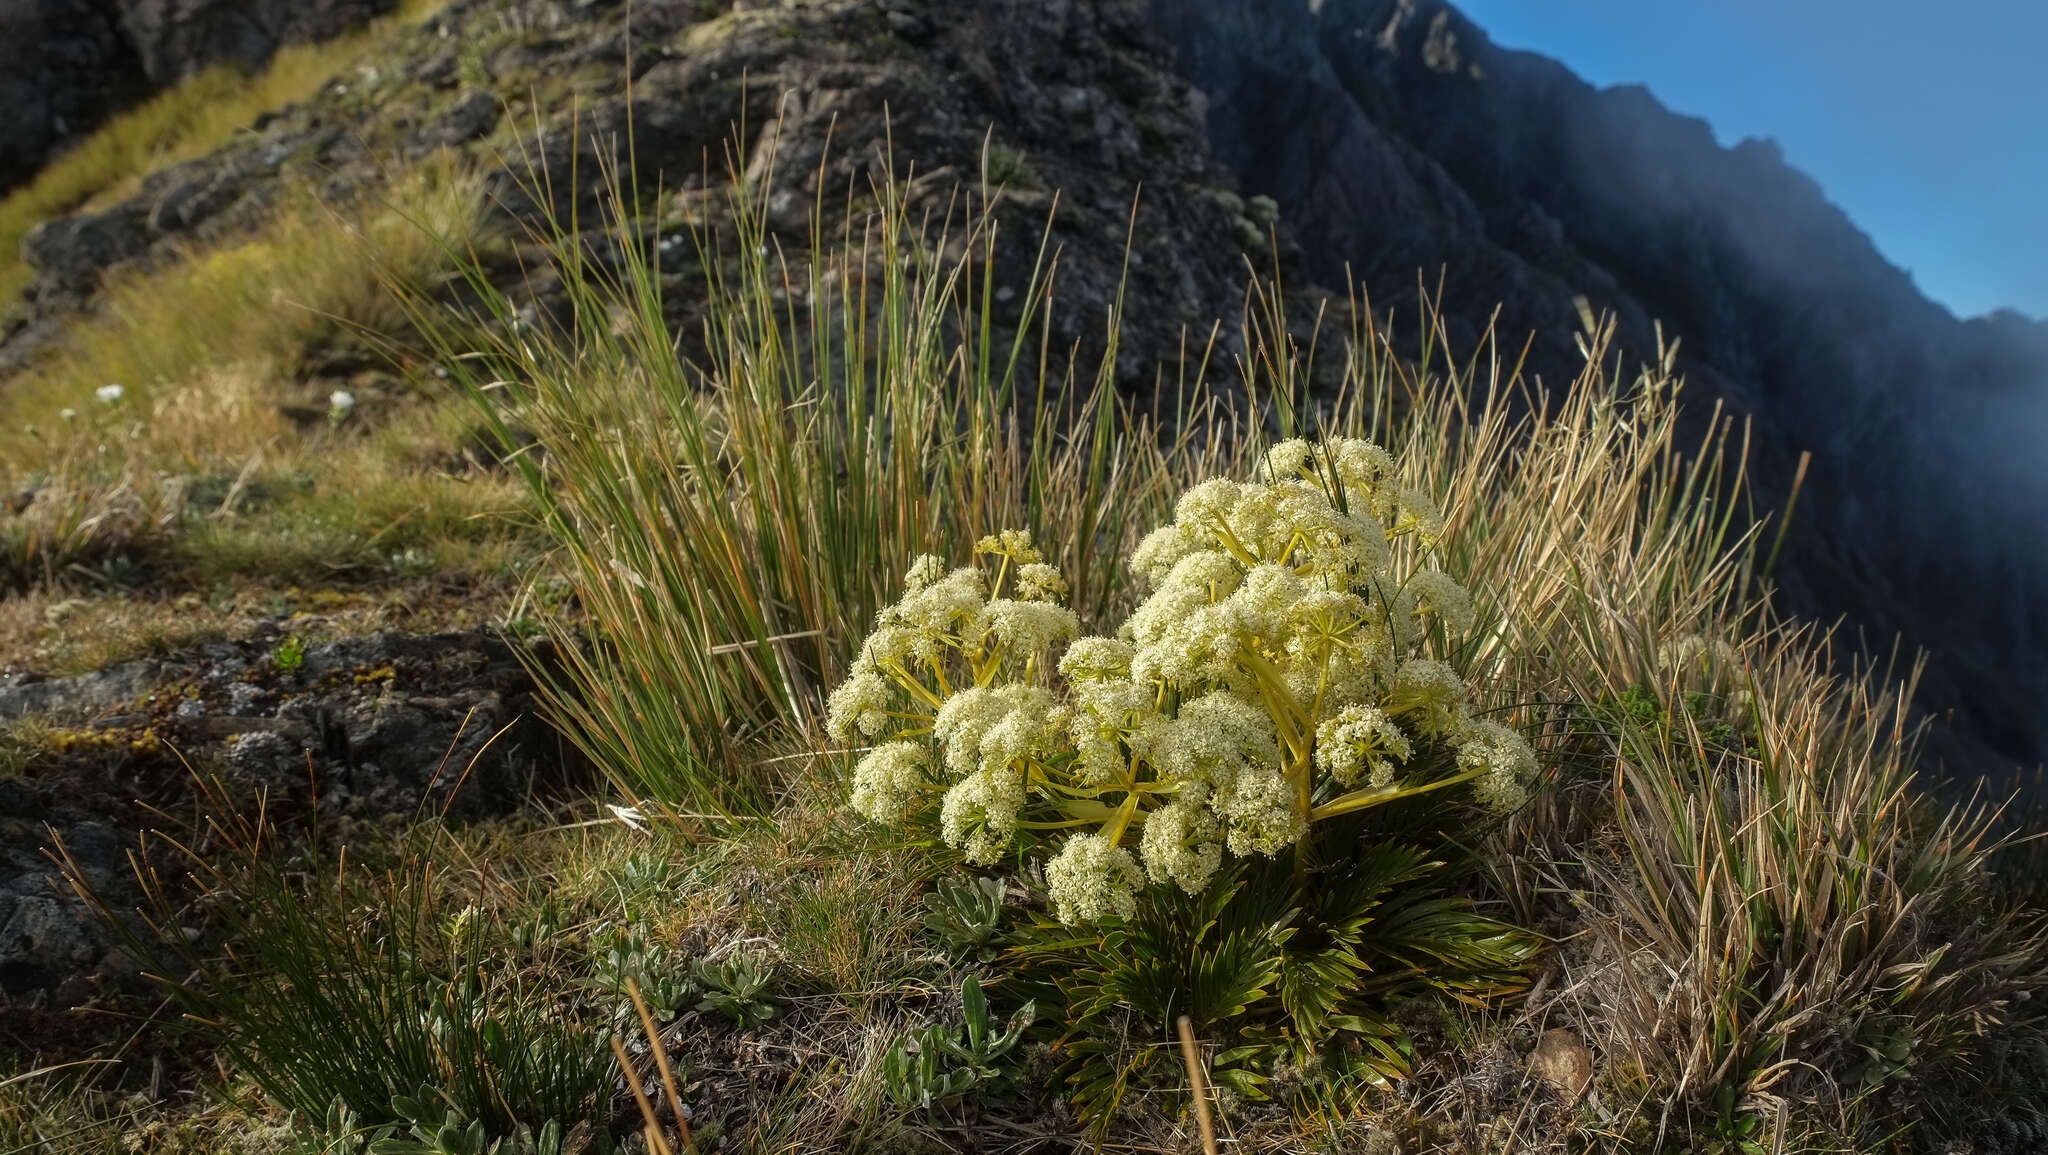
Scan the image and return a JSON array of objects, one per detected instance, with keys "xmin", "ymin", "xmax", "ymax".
[
  {"xmin": 1306, "ymin": 656, "xmax": 1334, "ymax": 731},
  {"xmin": 1098, "ymin": 792, "xmax": 1142, "ymax": 846},
  {"xmin": 1017, "ymin": 817, "xmax": 1106, "ymax": 830},
  {"xmin": 1038, "ymin": 779, "xmax": 1115, "ymax": 799},
  {"xmin": 1280, "ymin": 529, "xmax": 1310, "ymax": 565},
  {"xmin": 1308, "ymin": 767, "xmax": 1483, "ymax": 823},
  {"xmin": 1237, "ymin": 648, "xmax": 1308, "ymax": 762},
  {"xmin": 882, "ymin": 661, "xmax": 945, "ymax": 711},
  {"xmin": 1208, "ymin": 518, "xmax": 1263, "ymax": 569},
  {"xmin": 990, "ymin": 555, "xmax": 1012, "ymax": 600}
]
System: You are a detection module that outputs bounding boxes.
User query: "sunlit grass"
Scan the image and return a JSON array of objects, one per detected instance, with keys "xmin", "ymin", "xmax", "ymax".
[
  {"xmin": 0, "ymin": 0, "xmax": 451, "ymax": 306},
  {"xmin": 0, "ymin": 154, "xmax": 520, "ymax": 596}
]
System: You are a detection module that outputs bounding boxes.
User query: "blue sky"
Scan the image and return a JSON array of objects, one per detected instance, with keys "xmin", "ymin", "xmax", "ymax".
[{"xmin": 1452, "ymin": 0, "xmax": 2048, "ymax": 320}]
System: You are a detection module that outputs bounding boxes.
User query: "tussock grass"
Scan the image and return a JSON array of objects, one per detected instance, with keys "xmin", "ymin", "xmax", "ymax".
[
  {"xmin": 1573, "ymin": 641, "xmax": 2048, "ymax": 1137},
  {"xmin": 0, "ymin": 0, "xmax": 451, "ymax": 306},
  {"xmin": 412, "ymin": 152, "xmax": 1232, "ymax": 818}
]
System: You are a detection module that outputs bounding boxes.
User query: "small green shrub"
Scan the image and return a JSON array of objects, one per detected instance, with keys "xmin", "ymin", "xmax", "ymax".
[
  {"xmin": 981, "ymin": 142, "xmax": 1040, "ymax": 191},
  {"xmin": 273, "ymin": 633, "xmax": 308, "ymax": 673},
  {"xmin": 586, "ymin": 923, "xmax": 692, "ymax": 1020},
  {"xmin": 921, "ymin": 875, "xmax": 1007, "ymax": 963},
  {"xmin": 292, "ymin": 1094, "xmax": 609, "ymax": 1155},
  {"xmin": 882, "ymin": 976, "xmax": 1034, "ymax": 1111},
  {"xmin": 693, "ymin": 951, "xmax": 779, "ymax": 1029}
]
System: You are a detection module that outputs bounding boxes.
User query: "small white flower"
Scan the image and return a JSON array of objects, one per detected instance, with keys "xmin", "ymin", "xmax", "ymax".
[
  {"xmin": 850, "ymin": 741, "xmax": 932, "ymax": 821},
  {"xmin": 59, "ymin": 408, "xmax": 77, "ymax": 420},
  {"xmin": 974, "ymin": 528, "xmax": 1044, "ymax": 565},
  {"xmin": 939, "ymin": 765, "xmax": 1027, "ymax": 865},
  {"xmin": 1406, "ymin": 567, "xmax": 1475, "ymax": 638},
  {"xmin": 1015, "ymin": 562, "xmax": 1069, "ymax": 603},
  {"xmin": 1315, "ymin": 705, "xmax": 1414, "ymax": 787},
  {"xmin": 1139, "ymin": 799, "xmax": 1223, "ymax": 894},
  {"xmin": 1454, "ymin": 717, "xmax": 1537, "ymax": 814},
  {"xmin": 96, "ymin": 384, "xmax": 125, "ymax": 404},
  {"xmin": 902, "ymin": 554, "xmax": 947, "ymax": 591},
  {"xmin": 978, "ymin": 598, "xmax": 1079, "ymax": 658},
  {"xmin": 825, "ymin": 669, "xmax": 893, "ymax": 744},
  {"xmin": 328, "ymin": 390, "xmax": 356, "ymax": 418},
  {"xmin": 1046, "ymin": 833, "xmax": 1144, "ymax": 923},
  {"xmin": 1059, "ymin": 636, "xmax": 1134, "ymax": 681},
  {"xmin": 1387, "ymin": 658, "xmax": 1468, "ymax": 739}
]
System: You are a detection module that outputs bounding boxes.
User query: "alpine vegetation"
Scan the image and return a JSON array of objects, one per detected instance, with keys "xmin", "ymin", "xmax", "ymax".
[
  {"xmin": 834, "ymin": 439, "xmax": 1535, "ymax": 923},
  {"xmin": 831, "ymin": 439, "xmax": 1542, "ymax": 1123}
]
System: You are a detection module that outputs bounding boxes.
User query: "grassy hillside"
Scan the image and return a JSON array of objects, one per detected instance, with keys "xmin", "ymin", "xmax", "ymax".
[{"xmin": 1, "ymin": 42, "xmax": 2045, "ymax": 1155}]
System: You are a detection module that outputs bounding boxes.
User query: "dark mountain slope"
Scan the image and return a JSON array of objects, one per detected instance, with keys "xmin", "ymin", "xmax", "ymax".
[
  {"xmin": 1150, "ymin": 0, "xmax": 2048, "ymax": 774},
  {"xmin": 0, "ymin": 0, "xmax": 398, "ymax": 193}
]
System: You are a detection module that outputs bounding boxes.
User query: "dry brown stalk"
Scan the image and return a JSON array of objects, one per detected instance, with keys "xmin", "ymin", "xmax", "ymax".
[
  {"xmin": 609, "ymin": 1034, "xmax": 674, "ymax": 1155},
  {"xmin": 1176, "ymin": 1015, "xmax": 1218, "ymax": 1155},
  {"xmin": 627, "ymin": 976, "xmax": 697, "ymax": 1153}
]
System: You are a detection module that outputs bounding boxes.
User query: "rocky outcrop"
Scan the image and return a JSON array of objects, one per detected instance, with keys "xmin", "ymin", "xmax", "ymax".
[
  {"xmin": 0, "ymin": 0, "xmax": 396, "ymax": 194},
  {"xmin": 1149, "ymin": 0, "xmax": 2048, "ymax": 774},
  {"xmin": 0, "ymin": 0, "xmax": 150, "ymax": 195},
  {"xmin": 0, "ymin": 627, "xmax": 552, "ymax": 1023},
  {"xmin": 4, "ymin": 0, "xmax": 1268, "ymax": 383}
]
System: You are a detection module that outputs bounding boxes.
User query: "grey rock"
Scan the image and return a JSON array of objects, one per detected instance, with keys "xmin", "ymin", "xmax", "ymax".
[
  {"xmin": 0, "ymin": 893, "xmax": 99, "ymax": 994},
  {"xmin": 0, "ymin": 660, "xmax": 160, "ymax": 722},
  {"xmin": 0, "ymin": 0, "xmax": 149, "ymax": 196},
  {"xmin": 227, "ymin": 682, "xmax": 268, "ymax": 715},
  {"xmin": 224, "ymin": 729, "xmax": 302, "ymax": 782},
  {"xmin": 423, "ymin": 88, "xmax": 501, "ymax": 147}
]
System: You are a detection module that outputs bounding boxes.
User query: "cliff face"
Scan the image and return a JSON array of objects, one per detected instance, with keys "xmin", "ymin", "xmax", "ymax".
[
  {"xmin": 0, "ymin": 0, "xmax": 397, "ymax": 193},
  {"xmin": 1148, "ymin": 0, "xmax": 2048, "ymax": 774}
]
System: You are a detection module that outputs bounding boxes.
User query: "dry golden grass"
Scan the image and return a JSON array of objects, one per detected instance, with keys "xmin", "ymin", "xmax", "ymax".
[
  {"xmin": 2, "ymin": 151, "xmax": 487, "ymax": 460},
  {"xmin": 0, "ymin": 0, "xmax": 451, "ymax": 305},
  {"xmin": 0, "ymin": 154, "xmax": 525, "ymax": 598}
]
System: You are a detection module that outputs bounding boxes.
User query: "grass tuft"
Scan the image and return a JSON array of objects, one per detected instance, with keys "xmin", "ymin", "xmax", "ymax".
[{"xmin": 59, "ymin": 784, "xmax": 616, "ymax": 1140}]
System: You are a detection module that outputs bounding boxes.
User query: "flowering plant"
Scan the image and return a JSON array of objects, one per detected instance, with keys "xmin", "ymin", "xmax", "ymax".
[{"xmin": 829, "ymin": 438, "xmax": 1536, "ymax": 924}]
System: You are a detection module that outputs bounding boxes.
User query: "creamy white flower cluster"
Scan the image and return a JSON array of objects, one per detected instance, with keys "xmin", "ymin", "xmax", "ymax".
[{"xmin": 828, "ymin": 440, "xmax": 1537, "ymax": 925}]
